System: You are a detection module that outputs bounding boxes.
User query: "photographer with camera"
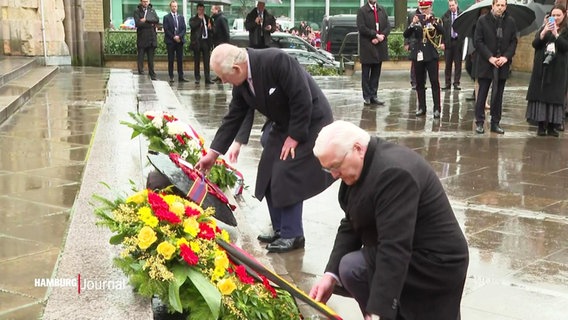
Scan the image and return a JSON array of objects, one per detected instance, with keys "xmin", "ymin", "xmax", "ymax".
[
  {"xmin": 403, "ymin": 1, "xmax": 445, "ymax": 119},
  {"xmin": 526, "ymin": 4, "xmax": 568, "ymax": 137}
]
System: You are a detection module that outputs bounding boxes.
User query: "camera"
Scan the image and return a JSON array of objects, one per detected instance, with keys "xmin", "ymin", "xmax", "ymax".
[{"xmin": 543, "ymin": 51, "xmax": 555, "ymax": 65}]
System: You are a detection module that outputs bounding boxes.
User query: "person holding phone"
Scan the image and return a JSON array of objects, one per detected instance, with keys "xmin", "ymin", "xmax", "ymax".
[
  {"xmin": 403, "ymin": 1, "xmax": 445, "ymax": 119},
  {"xmin": 526, "ymin": 4, "xmax": 568, "ymax": 137}
]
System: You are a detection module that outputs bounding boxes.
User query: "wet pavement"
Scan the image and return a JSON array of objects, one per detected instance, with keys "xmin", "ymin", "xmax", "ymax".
[{"xmin": 0, "ymin": 65, "xmax": 567, "ymax": 320}]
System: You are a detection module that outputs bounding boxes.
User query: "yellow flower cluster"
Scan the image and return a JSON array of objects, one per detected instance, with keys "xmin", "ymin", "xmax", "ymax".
[
  {"xmin": 144, "ymin": 255, "xmax": 174, "ymax": 281},
  {"xmin": 138, "ymin": 226, "xmax": 157, "ymax": 250},
  {"xmin": 113, "ymin": 203, "xmax": 138, "ymax": 224}
]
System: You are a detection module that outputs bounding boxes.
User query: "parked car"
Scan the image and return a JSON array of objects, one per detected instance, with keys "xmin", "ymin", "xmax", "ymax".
[
  {"xmin": 320, "ymin": 14, "xmax": 358, "ymax": 58},
  {"xmin": 229, "ymin": 31, "xmax": 339, "ymax": 68}
]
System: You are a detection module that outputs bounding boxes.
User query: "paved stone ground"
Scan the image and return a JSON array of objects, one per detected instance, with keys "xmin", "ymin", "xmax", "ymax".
[{"xmin": 0, "ymin": 67, "xmax": 567, "ymax": 320}]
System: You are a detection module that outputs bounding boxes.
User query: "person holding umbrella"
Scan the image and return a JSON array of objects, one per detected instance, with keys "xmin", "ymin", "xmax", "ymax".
[
  {"xmin": 526, "ymin": 4, "xmax": 568, "ymax": 137},
  {"xmin": 473, "ymin": 0, "xmax": 518, "ymax": 134}
]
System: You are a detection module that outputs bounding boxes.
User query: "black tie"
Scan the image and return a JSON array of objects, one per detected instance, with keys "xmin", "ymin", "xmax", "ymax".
[{"xmin": 174, "ymin": 14, "xmax": 178, "ymax": 29}]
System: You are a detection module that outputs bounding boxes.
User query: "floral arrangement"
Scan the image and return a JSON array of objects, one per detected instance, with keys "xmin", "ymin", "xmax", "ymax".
[
  {"xmin": 121, "ymin": 111, "xmax": 242, "ymax": 192},
  {"xmin": 93, "ymin": 185, "xmax": 300, "ymax": 320}
]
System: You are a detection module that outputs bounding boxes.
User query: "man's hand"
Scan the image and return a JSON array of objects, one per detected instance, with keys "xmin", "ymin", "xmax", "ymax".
[
  {"xmin": 309, "ymin": 274, "xmax": 337, "ymax": 304},
  {"xmin": 439, "ymin": 43, "xmax": 445, "ymax": 51},
  {"xmin": 226, "ymin": 142, "xmax": 242, "ymax": 164},
  {"xmin": 371, "ymin": 38, "xmax": 379, "ymax": 45},
  {"xmin": 174, "ymin": 35, "xmax": 180, "ymax": 42},
  {"xmin": 195, "ymin": 150, "xmax": 219, "ymax": 173},
  {"xmin": 280, "ymin": 136, "xmax": 299, "ymax": 160},
  {"xmin": 377, "ymin": 34, "xmax": 385, "ymax": 42},
  {"xmin": 141, "ymin": 18, "xmax": 147, "ymax": 23},
  {"xmin": 265, "ymin": 24, "xmax": 272, "ymax": 31}
]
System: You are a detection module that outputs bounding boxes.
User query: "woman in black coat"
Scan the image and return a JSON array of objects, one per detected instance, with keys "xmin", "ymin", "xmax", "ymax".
[{"xmin": 526, "ymin": 5, "xmax": 568, "ymax": 137}]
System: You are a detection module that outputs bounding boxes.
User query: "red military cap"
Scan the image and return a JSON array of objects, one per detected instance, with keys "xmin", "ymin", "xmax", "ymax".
[{"xmin": 418, "ymin": 1, "xmax": 433, "ymax": 8}]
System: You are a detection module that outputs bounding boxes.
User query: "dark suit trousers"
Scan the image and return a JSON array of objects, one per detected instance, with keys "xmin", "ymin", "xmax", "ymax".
[
  {"xmin": 361, "ymin": 62, "xmax": 382, "ymax": 101},
  {"xmin": 137, "ymin": 46, "xmax": 156, "ymax": 77},
  {"xmin": 444, "ymin": 39, "xmax": 463, "ymax": 87},
  {"xmin": 338, "ymin": 250, "xmax": 369, "ymax": 314},
  {"xmin": 167, "ymin": 42, "xmax": 184, "ymax": 79},
  {"xmin": 475, "ymin": 77, "xmax": 506, "ymax": 125},
  {"xmin": 415, "ymin": 59, "xmax": 441, "ymax": 112},
  {"xmin": 265, "ymin": 189, "xmax": 303, "ymax": 238},
  {"xmin": 193, "ymin": 39, "xmax": 211, "ymax": 81}
]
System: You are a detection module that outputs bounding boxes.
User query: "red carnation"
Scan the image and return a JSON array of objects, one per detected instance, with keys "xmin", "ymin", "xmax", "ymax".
[
  {"xmin": 179, "ymin": 244, "xmax": 199, "ymax": 265},
  {"xmin": 185, "ymin": 206, "xmax": 201, "ymax": 217},
  {"xmin": 175, "ymin": 134, "xmax": 185, "ymax": 145},
  {"xmin": 148, "ymin": 192, "xmax": 181, "ymax": 224},
  {"xmin": 234, "ymin": 265, "xmax": 255, "ymax": 285},
  {"xmin": 197, "ymin": 223, "xmax": 216, "ymax": 240},
  {"xmin": 260, "ymin": 275, "xmax": 277, "ymax": 298},
  {"xmin": 146, "ymin": 115, "xmax": 155, "ymax": 120}
]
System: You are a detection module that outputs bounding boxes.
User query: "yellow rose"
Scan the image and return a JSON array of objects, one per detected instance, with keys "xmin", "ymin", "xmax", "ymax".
[
  {"xmin": 157, "ymin": 241, "xmax": 176, "ymax": 260},
  {"xmin": 137, "ymin": 226, "xmax": 158, "ymax": 250},
  {"xmin": 217, "ymin": 278, "xmax": 237, "ymax": 295},
  {"xmin": 138, "ymin": 207, "xmax": 159, "ymax": 227},
  {"xmin": 183, "ymin": 218, "xmax": 199, "ymax": 237},
  {"xmin": 169, "ymin": 201, "xmax": 185, "ymax": 217},
  {"xmin": 162, "ymin": 194, "xmax": 179, "ymax": 206},
  {"xmin": 220, "ymin": 229, "xmax": 230, "ymax": 242},
  {"xmin": 212, "ymin": 266, "xmax": 226, "ymax": 281},
  {"xmin": 126, "ymin": 189, "xmax": 148, "ymax": 204},
  {"xmin": 176, "ymin": 238, "xmax": 189, "ymax": 247},
  {"xmin": 214, "ymin": 252, "xmax": 229, "ymax": 270},
  {"xmin": 189, "ymin": 240, "xmax": 201, "ymax": 253}
]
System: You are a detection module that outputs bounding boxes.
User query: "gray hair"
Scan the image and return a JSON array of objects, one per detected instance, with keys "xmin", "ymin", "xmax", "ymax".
[
  {"xmin": 313, "ymin": 120, "xmax": 370, "ymax": 158},
  {"xmin": 213, "ymin": 44, "xmax": 247, "ymax": 75}
]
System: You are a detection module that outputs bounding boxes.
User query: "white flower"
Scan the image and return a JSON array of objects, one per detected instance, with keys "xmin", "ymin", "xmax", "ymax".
[
  {"xmin": 164, "ymin": 138, "xmax": 175, "ymax": 150},
  {"xmin": 151, "ymin": 116, "xmax": 164, "ymax": 129},
  {"xmin": 166, "ymin": 120, "xmax": 190, "ymax": 136}
]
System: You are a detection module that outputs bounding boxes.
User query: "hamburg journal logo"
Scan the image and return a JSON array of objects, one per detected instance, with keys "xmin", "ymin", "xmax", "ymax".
[{"xmin": 34, "ymin": 274, "xmax": 127, "ymax": 294}]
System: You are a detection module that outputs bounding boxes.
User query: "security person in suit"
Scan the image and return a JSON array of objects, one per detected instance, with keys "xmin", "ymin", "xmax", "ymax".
[
  {"xmin": 163, "ymin": 1, "xmax": 188, "ymax": 83},
  {"xmin": 133, "ymin": 0, "xmax": 159, "ymax": 80},
  {"xmin": 244, "ymin": 0, "xmax": 276, "ymax": 49},
  {"xmin": 310, "ymin": 120, "xmax": 469, "ymax": 320},
  {"xmin": 441, "ymin": 0, "xmax": 463, "ymax": 90},
  {"xmin": 403, "ymin": 0, "xmax": 445, "ymax": 119},
  {"xmin": 195, "ymin": 43, "xmax": 335, "ymax": 253},
  {"xmin": 189, "ymin": 2, "xmax": 214, "ymax": 84}
]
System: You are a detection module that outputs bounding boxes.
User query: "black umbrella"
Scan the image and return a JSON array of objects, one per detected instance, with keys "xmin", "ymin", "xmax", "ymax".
[
  {"xmin": 453, "ymin": 0, "xmax": 536, "ymax": 38},
  {"xmin": 520, "ymin": 1, "xmax": 548, "ymax": 36},
  {"xmin": 187, "ymin": 0, "xmax": 232, "ymax": 5},
  {"xmin": 147, "ymin": 152, "xmax": 237, "ymax": 227}
]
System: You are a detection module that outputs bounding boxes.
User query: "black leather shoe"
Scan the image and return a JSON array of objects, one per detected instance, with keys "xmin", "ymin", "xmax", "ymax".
[
  {"xmin": 150, "ymin": 76, "xmax": 157, "ymax": 80},
  {"xmin": 363, "ymin": 99, "xmax": 371, "ymax": 105},
  {"xmin": 257, "ymin": 231, "xmax": 281, "ymax": 243},
  {"xmin": 266, "ymin": 236, "xmax": 305, "ymax": 253},
  {"xmin": 415, "ymin": 109, "xmax": 426, "ymax": 117},
  {"xmin": 442, "ymin": 86, "xmax": 451, "ymax": 91},
  {"xmin": 547, "ymin": 124, "xmax": 560, "ymax": 137},
  {"xmin": 169, "ymin": 77, "xmax": 174, "ymax": 83},
  {"xmin": 179, "ymin": 78, "xmax": 189, "ymax": 82},
  {"xmin": 433, "ymin": 110, "xmax": 440, "ymax": 119},
  {"xmin": 475, "ymin": 124, "xmax": 485, "ymax": 134},
  {"xmin": 205, "ymin": 79, "xmax": 215, "ymax": 85},
  {"xmin": 556, "ymin": 123, "xmax": 565, "ymax": 131},
  {"xmin": 454, "ymin": 85, "xmax": 462, "ymax": 90},
  {"xmin": 371, "ymin": 98, "xmax": 385, "ymax": 106},
  {"xmin": 490, "ymin": 124, "xmax": 505, "ymax": 134},
  {"xmin": 194, "ymin": 79, "xmax": 200, "ymax": 84}
]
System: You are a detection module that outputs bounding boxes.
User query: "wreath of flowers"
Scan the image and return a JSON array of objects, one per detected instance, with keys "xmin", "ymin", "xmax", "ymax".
[
  {"xmin": 93, "ymin": 186, "xmax": 301, "ymax": 319},
  {"xmin": 121, "ymin": 111, "xmax": 243, "ymax": 193}
]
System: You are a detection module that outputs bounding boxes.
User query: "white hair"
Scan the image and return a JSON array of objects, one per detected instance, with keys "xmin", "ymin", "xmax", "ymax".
[
  {"xmin": 313, "ymin": 120, "xmax": 370, "ymax": 158},
  {"xmin": 211, "ymin": 44, "xmax": 247, "ymax": 75}
]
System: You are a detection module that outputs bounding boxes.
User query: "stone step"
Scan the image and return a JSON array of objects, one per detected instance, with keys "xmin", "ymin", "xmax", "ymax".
[{"xmin": 0, "ymin": 59, "xmax": 58, "ymax": 125}]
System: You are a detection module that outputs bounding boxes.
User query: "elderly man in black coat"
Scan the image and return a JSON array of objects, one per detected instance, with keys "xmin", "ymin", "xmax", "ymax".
[
  {"xmin": 310, "ymin": 120, "xmax": 469, "ymax": 320},
  {"xmin": 133, "ymin": 0, "xmax": 159, "ymax": 80},
  {"xmin": 473, "ymin": 0, "xmax": 518, "ymax": 134},
  {"xmin": 357, "ymin": 0, "xmax": 391, "ymax": 106},
  {"xmin": 195, "ymin": 43, "xmax": 335, "ymax": 253}
]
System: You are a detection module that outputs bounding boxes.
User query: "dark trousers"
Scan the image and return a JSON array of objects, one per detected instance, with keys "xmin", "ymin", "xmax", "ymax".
[
  {"xmin": 475, "ymin": 77, "xmax": 506, "ymax": 125},
  {"xmin": 415, "ymin": 59, "xmax": 441, "ymax": 112},
  {"xmin": 193, "ymin": 40, "xmax": 211, "ymax": 81},
  {"xmin": 137, "ymin": 46, "xmax": 156, "ymax": 77},
  {"xmin": 444, "ymin": 39, "xmax": 463, "ymax": 87},
  {"xmin": 338, "ymin": 250, "xmax": 370, "ymax": 314},
  {"xmin": 410, "ymin": 60, "xmax": 416, "ymax": 87},
  {"xmin": 265, "ymin": 189, "xmax": 304, "ymax": 238},
  {"xmin": 361, "ymin": 62, "xmax": 382, "ymax": 100},
  {"xmin": 166, "ymin": 42, "xmax": 184, "ymax": 79}
]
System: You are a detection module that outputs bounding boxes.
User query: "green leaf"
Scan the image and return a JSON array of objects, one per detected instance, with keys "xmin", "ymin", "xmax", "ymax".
[
  {"xmin": 187, "ymin": 268, "xmax": 221, "ymax": 319},
  {"xmin": 109, "ymin": 233, "xmax": 126, "ymax": 245},
  {"xmin": 168, "ymin": 265, "xmax": 191, "ymax": 313}
]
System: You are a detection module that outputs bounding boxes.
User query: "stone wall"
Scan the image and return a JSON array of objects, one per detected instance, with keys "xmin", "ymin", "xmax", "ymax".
[
  {"xmin": 512, "ymin": 32, "xmax": 535, "ymax": 73},
  {"xmin": 0, "ymin": 0, "xmax": 69, "ymax": 56}
]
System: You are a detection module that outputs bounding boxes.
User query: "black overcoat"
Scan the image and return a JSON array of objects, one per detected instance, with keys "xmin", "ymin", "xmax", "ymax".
[
  {"xmin": 325, "ymin": 137, "xmax": 469, "ymax": 320},
  {"xmin": 526, "ymin": 26, "xmax": 568, "ymax": 105},
  {"xmin": 356, "ymin": 3, "xmax": 391, "ymax": 64},
  {"xmin": 133, "ymin": 4, "xmax": 158, "ymax": 48},
  {"xmin": 209, "ymin": 48, "xmax": 335, "ymax": 208},
  {"xmin": 189, "ymin": 14, "xmax": 213, "ymax": 50},
  {"xmin": 474, "ymin": 12, "xmax": 518, "ymax": 79},
  {"xmin": 244, "ymin": 8, "xmax": 276, "ymax": 48},
  {"xmin": 212, "ymin": 11, "xmax": 230, "ymax": 46},
  {"xmin": 441, "ymin": 8, "xmax": 463, "ymax": 46}
]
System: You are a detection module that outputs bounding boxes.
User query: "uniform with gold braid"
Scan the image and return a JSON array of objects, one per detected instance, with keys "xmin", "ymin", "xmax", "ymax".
[{"xmin": 403, "ymin": 0, "xmax": 445, "ymax": 118}]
